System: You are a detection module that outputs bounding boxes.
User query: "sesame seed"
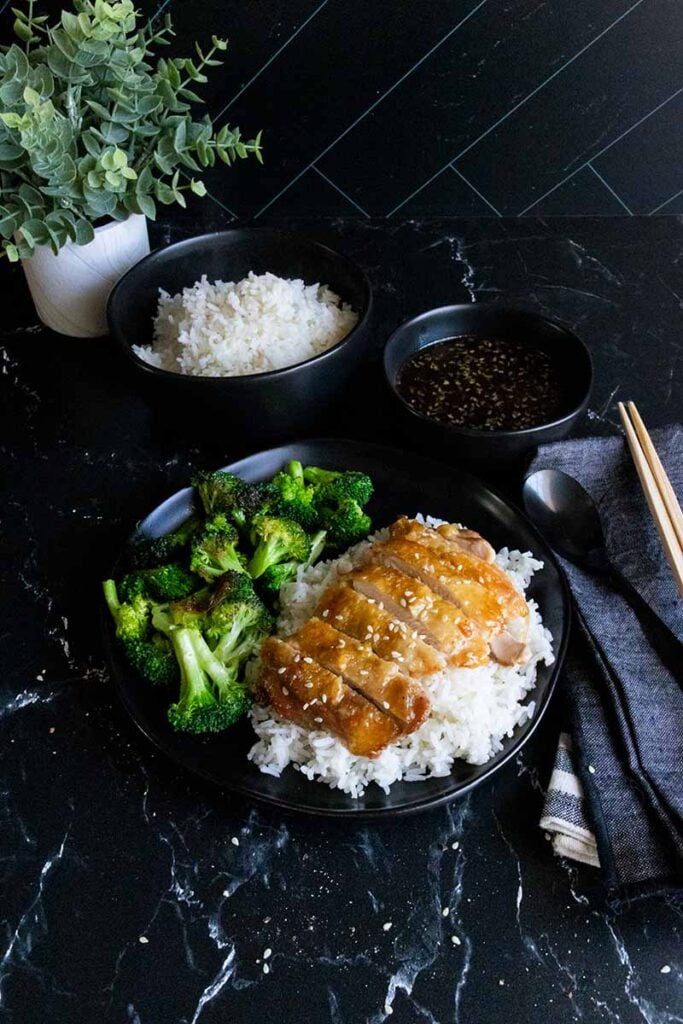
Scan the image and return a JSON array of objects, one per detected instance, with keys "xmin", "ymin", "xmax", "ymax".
[
  {"xmin": 281, "ymin": 686, "xmax": 289, "ymax": 696},
  {"xmin": 231, "ymin": 837, "xmax": 239, "ymax": 846},
  {"xmin": 305, "ymin": 682, "xmax": 314, "ymax": 689},
  {"xmin": 263, "ymin": 963, "xmax": 270, "ymax": 974},
  {"xmin": 660, "ymin": 965, "xmax": 671, "ymax": 974},
  {"xmin": 314, "ymin": 717, "xmax": 323, "ymax": 724},
  {"xmin": 588, "ymin": 764, "xmax": 596, "ymax": 774},
  {"xmin": 139, "ymin": 936, "xmax": 149, "ymax": 944},
  {"xmin": 277, "ymin": 667, "xmax": 286, "ymax": 675},
  {"xmin": 321, "ymin": 609, "xmax": 329, "ymax": 617},
  {"xmin": 360, "ymin": 670, "xmax": 369, "ymax": 676},
  {"xmin": 451, "ymin": 935, "xmax": 461, "ymax": 945},
  {"xmin": 442, "ymin": 907, "xmax": 449, "ymax": 917},
  {"xmin": 303, "ymin": 657, "xmax": 313, "ymax": 664},
  {"xmin": 335, "ymin": 615, "xmax": 343, "ymax": 621},
  {"xmin": 264, "ymin": 948, "xmax": 272, "ymax": 959},
  {"xmin": 451, "ymin": 841, "xmax": 459, "ymax": 850},
  {"xmin": 337, "ymin": 639, "xmax": 346, "ymax": 648},
  {"xmin": 383, "ymin": 922, "xmax": 392, "ymax": 931}
]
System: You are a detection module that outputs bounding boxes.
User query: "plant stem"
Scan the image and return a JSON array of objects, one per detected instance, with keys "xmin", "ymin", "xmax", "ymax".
[{"xmin": 25, "ymin": 0, "xmax": 34, "ymax": 54}]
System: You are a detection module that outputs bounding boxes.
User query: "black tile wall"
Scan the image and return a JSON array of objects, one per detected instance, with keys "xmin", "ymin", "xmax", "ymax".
[{"xmin": 8, "ymin": 0, "xmax": 681, "ymax": 219}]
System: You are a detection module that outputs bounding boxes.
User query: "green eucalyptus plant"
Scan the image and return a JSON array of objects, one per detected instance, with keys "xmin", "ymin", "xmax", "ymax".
[{"xmin": 0, "ymin": 0, "xmax": 262, "ymax": 261}]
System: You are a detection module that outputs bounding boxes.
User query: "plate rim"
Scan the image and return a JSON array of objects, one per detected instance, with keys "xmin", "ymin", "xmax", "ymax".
[{"xmin": 104, "ymin": 438, "xmax": 571, "ymax": 819}]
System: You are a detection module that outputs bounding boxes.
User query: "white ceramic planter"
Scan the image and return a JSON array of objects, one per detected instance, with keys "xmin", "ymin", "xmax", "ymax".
[{"xmin": 21, "ymin": 214, "xmax": 150, "ymax": 338}]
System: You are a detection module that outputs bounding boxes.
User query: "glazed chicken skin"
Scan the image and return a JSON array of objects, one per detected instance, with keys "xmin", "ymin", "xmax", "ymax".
[
  {"xmin": 256, "ymin": 516, "xmax": 532, "ymax": 758},
  {"xmin": 435, "ymin": 523, "xmax": 495, "ymax": 564},
  {"xmin": 291, "ymin": 618, "xmax": 430, "ymax": 732},
  {"xmin": 372, "ymin": 520, "xmax": 530, "ymax": 665},
  {"xmin": 316, "ymin": 584, "xmax": 445, "ymax": 678},
  {"xmin": 257, "ymin": 636, "xmax": 401, "ymax": 757},
  {"xmin": 343, "ymin": 563, "xmax": 490, "ymax": 668}
]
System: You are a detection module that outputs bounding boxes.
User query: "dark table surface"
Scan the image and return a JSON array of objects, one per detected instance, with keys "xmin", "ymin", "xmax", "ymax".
[{"xmin": 1, "ymin": 215, "xmax": 681, "ymax": 1024}]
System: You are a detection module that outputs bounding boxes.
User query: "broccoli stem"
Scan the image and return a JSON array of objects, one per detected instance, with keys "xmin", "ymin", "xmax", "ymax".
[
  {"xmin": 171, "ymin": 628, "xmax": 211, "ymax": 704},
  {"xmin": 287, "ymin": 460, "xmax": 305, "ymax": 483},
  {"xmin": 102, "ymin": 579, "xmax": 121, "ymax": 619}
]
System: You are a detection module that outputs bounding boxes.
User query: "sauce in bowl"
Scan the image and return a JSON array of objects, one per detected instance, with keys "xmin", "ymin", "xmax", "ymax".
[{"xmin": 396, "ymin": 335, "xmax": 566, "ymax": 431}]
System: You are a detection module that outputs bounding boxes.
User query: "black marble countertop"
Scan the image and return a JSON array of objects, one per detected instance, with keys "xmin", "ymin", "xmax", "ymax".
[{"xmin": 1, "ymin": 215, "xmax": 681, "ymax": 1024}]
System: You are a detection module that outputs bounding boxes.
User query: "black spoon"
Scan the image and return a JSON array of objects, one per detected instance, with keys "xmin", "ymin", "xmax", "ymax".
[
  {"xmin": 522, "ymin": 468, "xmax": 610, "ymax": 572},
  {"xmin": 523, "ymin": 468, "xmax": 681, "ymax": 655}
]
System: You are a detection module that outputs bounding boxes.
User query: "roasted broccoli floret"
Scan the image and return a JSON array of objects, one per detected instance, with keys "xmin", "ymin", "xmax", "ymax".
[
  {"xmin": 259, "ymin": 560, "xmax": 299, "ymax": 596},
  {"xmin": 320, "ymin": 498, "xmax": 372, "ymax": 549},
  {"xmin": 164, "ymin": 575, "xmax": 267, "ymax": 734},
  {"xmin": 126, "ymin": 519, "xmax": 199, "ymax": 570},
  {"xmin": 247, "ymin": 515, "xmax": 311, "ymax": 579},
  {"xmin": 190, "ymin": 514, "xmax": 246, "ymax": 581},
  {"xmin": 268, "ymin": 461, "xmax": 320, "ymax": 529},
  {"xmin": 192, "ymin": 470, "xmax": 267, "ymax": 530},
  {"xmin": 166, "ymin": 628, "xmax": 249, "ymax": 734},
  {"xmin": 303, "ymin": 467, "xmax": 374, "ymax": 507},
  {"xmin": 119, "ymin": 563, "xmax": 197, "ymax": 603},
  {"xmin": 102, "ymin": 579, "xmax": 177, "ymax": 686},
  {"xmin": 203, "ymin": 571, "xmax": 273, "ymax": 663},
  {"xmin": 258, "ymin": 528, "xmax": 327, "ymax": 598}
]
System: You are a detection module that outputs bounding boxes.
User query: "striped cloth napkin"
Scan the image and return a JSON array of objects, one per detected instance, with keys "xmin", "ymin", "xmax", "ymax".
[{"xmin": 540, "ymin": 733, "xmax": 600, "ymax": 868}]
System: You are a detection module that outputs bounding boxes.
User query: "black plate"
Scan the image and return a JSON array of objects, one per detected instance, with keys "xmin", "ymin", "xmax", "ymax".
[{"xmin": 104, "ymin": 440, "xmax": 570, "ymax": 819}]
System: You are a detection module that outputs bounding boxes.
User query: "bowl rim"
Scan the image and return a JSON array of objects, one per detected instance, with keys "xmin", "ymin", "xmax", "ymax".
[
  {"xmin": 106, "ymin": 226, "xmax": 373, "ymax": 383},
  {"xmin": 383, "ymin": 302, "xmax": 593, "ymax": 439}
]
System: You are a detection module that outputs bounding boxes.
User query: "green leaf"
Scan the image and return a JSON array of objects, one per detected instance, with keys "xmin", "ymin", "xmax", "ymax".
[
  {"xmin": 13, "ymin": 18, "xmax": 33, "ymax": 43},
  {"xmin": 61, "ymin": 11, "xmax": 83, "ymax": 41},
  {"xmin": 0, "ymin": 142, "xmax": 23, "ymax": 162},
  {"xmin": 74, "ymin": 219, "xmax": 95, "ymax": 245},
  {"xmin": 136, "ymin": 192, "xmax": 156, "ymax": 219},
  {"xmin": 0, "ymin": 113, "xmax": 24, "ymax": 130},
  {"xmin": 189, "ymin": 179, "xmax": 206, "ymax": 196},
  {"xmin": 173, "ymin": 121, "xmax": 186, "ymax": 153},
  {"xmin": 5, "ymin": 242, "xmax": 20, "ymax": 262},
  {"xmin": 135, "ymin": 165, "xmax": 153, "ymax": 194},
  {"xmin": 85, "ymin": 99, "xmax": 112, "ymax": 121},
  {"xmin": 23, "ymin": 86, "xmax": 41, "ymax": 107},
  {"xmin": 81, "ymin": 131, "xmax": 101, "ymax": 158}
]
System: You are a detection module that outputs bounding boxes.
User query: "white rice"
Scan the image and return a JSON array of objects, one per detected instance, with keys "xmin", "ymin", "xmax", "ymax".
[
  {"xmin": 247, "ymin": 516, "xmax": 555, "ymax": 798},
  {"xmin": 133, "ymin": 271, "xmax": 358, "ymax": 377}
]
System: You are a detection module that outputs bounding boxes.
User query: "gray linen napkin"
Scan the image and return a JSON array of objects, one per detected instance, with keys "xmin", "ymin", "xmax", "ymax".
[{"xmin": 529, "ymin": 426, "xmax": 683, "ymax": 901}]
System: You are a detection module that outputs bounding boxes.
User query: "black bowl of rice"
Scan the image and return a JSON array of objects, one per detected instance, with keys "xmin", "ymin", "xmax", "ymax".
[{"xmin": 107, "ymin": 228, "xmax": 372, "ymax": 440}]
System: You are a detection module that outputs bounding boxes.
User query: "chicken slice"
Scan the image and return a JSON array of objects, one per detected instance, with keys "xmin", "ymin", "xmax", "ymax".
[
  {"xmin": 290, "ymin": 617, "xmax": 430, "ymax": 732},
  {"xmin": 257, "ymin": 636, "xmax": 401, "ymax": 758},
  {"xmin": 436, "ymin": 523, "xmax": 495, "ymax": 563},
  {"xmin": 316, "ymin": 584, "xmax": 444, "ymax": 678},
  {"xmin": 389, "ymin": 519, "xmax": 527, "ymax": 619},
  {"xmin": 371, "ymin": 537, "xmax": 519, "ymax": 633},
  {"xmin": 344, "ymin": 564, "xmax": 490, "ymax": 668}
]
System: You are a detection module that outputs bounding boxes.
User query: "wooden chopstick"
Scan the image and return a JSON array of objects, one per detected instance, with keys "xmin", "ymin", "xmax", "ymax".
[
  {"xmin": 627, "ymin": 401, "xmax": 683, "ymax": 553},
  {"xmin": 617, "ymin": 402, "xmax": 683, "ymax": 596}
]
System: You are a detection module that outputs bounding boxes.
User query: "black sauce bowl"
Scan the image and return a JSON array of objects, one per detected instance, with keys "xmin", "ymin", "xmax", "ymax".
[
  {"xmin": 107, "ymin": 228, "xmax": 372, "ymax": 443},
  {"xmin": 383, "ymin": 304, "xmax": 592, "ymax": 468}
]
